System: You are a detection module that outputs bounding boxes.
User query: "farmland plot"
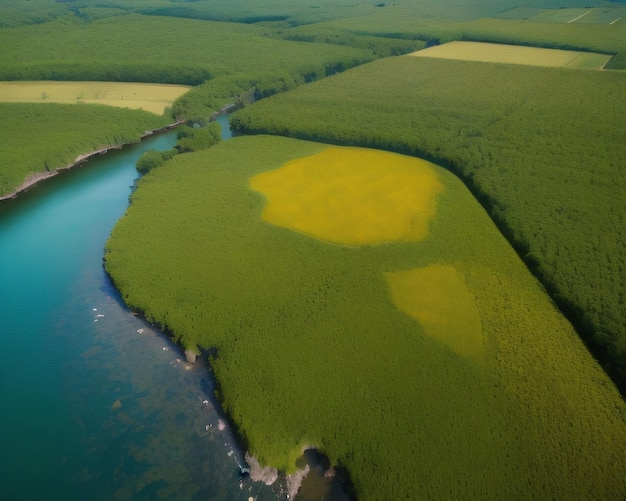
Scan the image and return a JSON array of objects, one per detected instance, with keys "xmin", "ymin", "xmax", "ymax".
[
  {"xmin": 0, "ymin": 81, "xmax": 191, "ymax": 114},
  {"xmin": 410, "ymin": 41, "xmax": 612, "ymax": 69}
]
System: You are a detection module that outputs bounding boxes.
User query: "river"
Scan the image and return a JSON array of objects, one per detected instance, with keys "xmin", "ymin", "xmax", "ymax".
[{"xmin": 0, "ymin": 127, "xmax": 282, "ymax": 500}]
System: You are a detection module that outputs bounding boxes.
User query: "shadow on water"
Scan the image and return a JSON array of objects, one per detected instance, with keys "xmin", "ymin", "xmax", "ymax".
[{"xmin": 294, "ymin": 449, "xmax": 354, "ymax": 501}]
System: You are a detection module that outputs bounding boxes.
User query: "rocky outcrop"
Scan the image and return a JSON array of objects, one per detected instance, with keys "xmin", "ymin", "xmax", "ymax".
[
  {"xmin": 184, "ymin": 349, "xmax": 197, "ymax": 363},
  {"xmin": 245, "ymin": 453, "xmax": 278, "ymax": 486},
  {"xmin": 286, "ymin": 464, "xmax": 310, "ymax": 499}
]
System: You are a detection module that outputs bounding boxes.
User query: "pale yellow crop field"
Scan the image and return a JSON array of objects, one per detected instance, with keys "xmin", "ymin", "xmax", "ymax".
[
  {"xmin": 250, "ymin": 146, "xmax": 444, "ymax": 246},
  {"xmin": 409, "ymin": 41, "xmax": 612, "ymax": 69},
  {"xmin": 385, "ymin": 265, "xmax": 484, "ymax": 358},
  {"xmin": 0, "ymin": 81, "xmax": 191, "ymax": 114}
]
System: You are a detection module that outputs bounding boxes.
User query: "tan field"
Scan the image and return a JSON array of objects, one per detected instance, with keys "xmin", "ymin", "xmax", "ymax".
[
  {"xmin": 0, "ymin": 81, "xmax": 191, "ymax": 114},
  {"xmin": 409, "ymin": 41, "xmax": 612, "ymax": 69},
  {"xmin": 250, "ymin": 146, "xmax": 444, "ymax": 246}
]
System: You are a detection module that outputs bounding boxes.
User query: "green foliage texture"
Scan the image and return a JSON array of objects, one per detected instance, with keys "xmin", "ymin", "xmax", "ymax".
[
  {"xmin": 231, "ymin": 57, "xmax": 626, "ymax": 387},
  {"xmin": 105, "ymin": 135, "xmax": 626, "ymax": 500},
  {"xmin": 0, "ymin": 102, "xmax": 170, "ymax": 196},
  {"xmin": 0, "ymin": 14, "xmax": 373, "ymax": 85}
]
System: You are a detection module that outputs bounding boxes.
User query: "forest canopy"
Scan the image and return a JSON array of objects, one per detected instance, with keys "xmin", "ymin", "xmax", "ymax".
[
  {"xmin": 2, "ymin": 0, "xmax": 626, "ymax": 497},
  {"xmin": 0, "ymin": 102, "xmax": 170, "ymax": 196},
  {"xmin": 105, "ymin": 135, "xmax": 626, "ymax": 500},
  {"xmin": 231, "ymin": 56, "xmax": 626, "ymax": 386}
]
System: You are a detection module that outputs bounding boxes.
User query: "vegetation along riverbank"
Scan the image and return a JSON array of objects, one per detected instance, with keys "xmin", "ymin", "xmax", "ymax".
[
  {"xmin": 2, "ymin": 0, "xmax": 625, "ymax": 498},
  {"xmin": 105, "ymin": 135, "xmax": 626, "ymax": 499}
]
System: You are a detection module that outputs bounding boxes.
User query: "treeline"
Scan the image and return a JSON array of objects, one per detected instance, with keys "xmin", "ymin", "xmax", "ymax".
[
  {"xmin": 0, "ymin": 102, "xmax": 170, "ymax": 196},
  {"xmin": 0, "ymin": 62, "xmax": 213, "ymax": 86},
  {"xmin": 169, "ymin": 55, "xmax": 371, "ymax": 121},
  {"xmin": 0, "ymin": 0, "xmax": 68, "ymax": 28},
  {"xmin": 319, "ymin": 8, "xmax": 626, "ymax": 69},
  {"xmin": 105, "ymin": 135, "xmax": 626, "ymax": 500},
  {"xmin": 39, "ymin": 0, "xmax": 599, "ymax": 28},
  {"xmin": 231, "ymin": 57, "xmax": 626, "ymax": 389},
  {"xmin": 0, "ymin": 14, "xmax": 373, "ymax": 86},
  {"xmin": 135, "ymin": 122, "xmax": 221, "ymax": 174}
]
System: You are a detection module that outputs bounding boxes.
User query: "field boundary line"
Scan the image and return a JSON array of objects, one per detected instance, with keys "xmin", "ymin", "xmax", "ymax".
[{"xmin": 568, "ymin": 10, "xmax": 591, "ymax": 23}]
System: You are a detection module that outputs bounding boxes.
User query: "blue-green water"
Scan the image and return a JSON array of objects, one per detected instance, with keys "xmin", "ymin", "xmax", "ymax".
[{"xmin": 0, "ymin": 133, "xmax": 279, "ymax": 500}]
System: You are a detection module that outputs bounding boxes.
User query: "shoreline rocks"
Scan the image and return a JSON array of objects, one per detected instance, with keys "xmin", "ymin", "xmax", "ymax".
[
  {"xmin": 245, "ymin": 453, "xmax": 279, "ymax": 486},
  {"xmin": 184, "ymin": 349, "xmax": 197, "ymax": 363}
]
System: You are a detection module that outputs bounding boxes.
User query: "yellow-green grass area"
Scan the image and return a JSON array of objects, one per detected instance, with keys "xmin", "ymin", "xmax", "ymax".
[
  {"xmin": 105, "ymin": 135, "xmax": 626, "ymax": 500},
  {"xmin": 0, "ymin": 81, "xmax": 191, "ymax": 115},
  {"xmin": 410, "ymin": 41, "xmax": 613, "ymax": 69},
  {"xmin": 250, "ymin": 147, "xmax": 443, "ymax": 246}
]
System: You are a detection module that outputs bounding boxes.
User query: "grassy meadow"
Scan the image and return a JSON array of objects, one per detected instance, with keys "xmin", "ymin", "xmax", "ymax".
[
  {"xmin": 105, "ymin": 135, "xmax": 626, "ymax": 499},
  {"xmin": 0, "ymin": 81, "xmax": 191, "ymax": 114},
  {"xmin": 411, "ymin": 41, "xmax": 613, "ymax": 69}
]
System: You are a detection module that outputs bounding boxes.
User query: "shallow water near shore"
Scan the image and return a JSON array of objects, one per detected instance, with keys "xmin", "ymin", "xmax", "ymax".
[{"xmin": 0, "ymin": 132, "xmax": 281, "ymax": 500}]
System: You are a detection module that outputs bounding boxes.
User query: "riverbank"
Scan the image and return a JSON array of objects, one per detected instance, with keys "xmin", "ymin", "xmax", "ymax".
[{"xmin": 0, "ymin": 120, "xmax": 183, "ymax": 202}]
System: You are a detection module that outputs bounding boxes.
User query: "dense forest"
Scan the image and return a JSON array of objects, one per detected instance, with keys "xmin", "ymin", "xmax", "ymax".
[
  {"xmin": 0, "ymin": 9, "xmax": 393, "ymax": 195},
  {"xmin": 2, "ymin": 0, "xmax": 626, "ymax": 498},
  {"xmin": 0, "ymin": 14, "xmax": 375, "ymax": 84},
  {"xmin": 105, "ymin": 135, "xmax": 626, "ymax": 500},
  {"xmin": 0, "ymin": 102, "xmax": 170, "ymax": 196},
  {"xmin": 231, "ymin": 56, "xmax": 626, "ymax": 389}
]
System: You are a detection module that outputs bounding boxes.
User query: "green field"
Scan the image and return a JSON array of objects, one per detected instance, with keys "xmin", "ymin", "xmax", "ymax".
[
  {"xmin": 411, "ymin": 41, "xmax": 612, "ymax": 69},
  {"xmin": 231, "ymin": 56, "xmax": 626, "ymax": 388},
  {"xmin": 525, "ymin": 7, "xmax": 626, "ymax": 25},
  {"xmin": 495, "ymin": 6, "xmax": 626, "ymax": 24},
  {"xmin": 105, "ymin": 135, "xmax": 626, "ymax": 499},
  {"xmin": 312, "ymin": 7, "xmax": 626, "ymax": 69}
]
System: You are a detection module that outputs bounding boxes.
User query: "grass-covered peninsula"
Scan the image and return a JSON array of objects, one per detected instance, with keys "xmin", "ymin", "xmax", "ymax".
[{"xmin": 105, "ymin": 135, "xmax": 626, "ymax": 499}]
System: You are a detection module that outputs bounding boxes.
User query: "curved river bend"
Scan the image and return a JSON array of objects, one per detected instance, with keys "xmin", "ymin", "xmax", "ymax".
[{"xmin": 0, "ymin": 130, "xmax": 279, "ymax": 500}]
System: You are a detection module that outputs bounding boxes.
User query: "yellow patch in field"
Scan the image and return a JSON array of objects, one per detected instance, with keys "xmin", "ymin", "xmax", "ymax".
[
  {"xmin": 385, "ymin": 265, "xmax": 484, "ymax": 358},
  {"xmin": 250, "ymin": 147, "xmax": 443, "ymax": 246},
  {"xmin": 409, "ymin": 41, "xmax": 612, "ymax": 69},
  {"xmin": 0, "ymin": 81, "xmax": 191, "ymax": 114}
]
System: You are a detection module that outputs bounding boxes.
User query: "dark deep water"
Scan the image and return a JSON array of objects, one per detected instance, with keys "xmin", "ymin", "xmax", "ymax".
[{"xmin": 0, "ymin": 131, "xmax": 280, "ymax": 500}]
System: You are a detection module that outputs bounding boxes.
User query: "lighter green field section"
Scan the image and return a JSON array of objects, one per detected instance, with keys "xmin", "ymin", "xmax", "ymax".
[
  {"xmin": 105, "ymin": 135, "xmax": 626, "ymax": 500},
  {"xmin": 411, "ymin": 41, "xmax": 612, "ymax": 69},
  {"xmin": 0, "ymin": 81, "xmax": 191, "ymax": 114},
  {"xmin": 385, "ymin": 265, "xmax": 484, "ymax": 358}
]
